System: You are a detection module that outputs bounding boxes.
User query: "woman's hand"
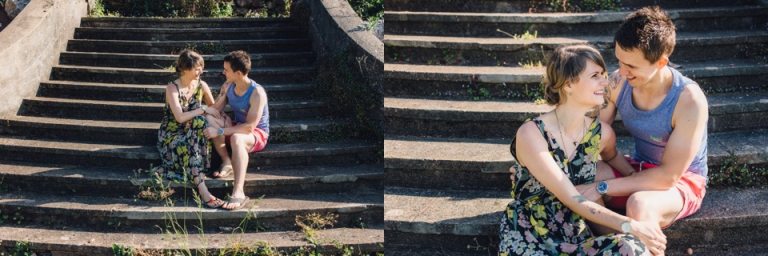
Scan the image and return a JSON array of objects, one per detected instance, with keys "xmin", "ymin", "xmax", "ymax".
[
  {"xmin": 630, "ymin": 219, "xmax": 667, "ymax": 255},
  {"xmin": 204, "ymin": 106, "xmax": 220, "ymax": 118}
]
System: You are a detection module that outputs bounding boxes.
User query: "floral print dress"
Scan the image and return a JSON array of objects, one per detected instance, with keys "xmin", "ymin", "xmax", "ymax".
[
  {"xmin": 156, "ymin": 81, "xmax": 211, "ymax": 183},
  {"xmin": 499, "ymin": 118, "xmax": 647, "ymax": 256}
]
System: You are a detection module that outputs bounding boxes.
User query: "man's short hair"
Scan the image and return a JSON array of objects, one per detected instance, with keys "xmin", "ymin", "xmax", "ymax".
[
  {"xmin": 614, "ymin": 6, "xmax": 676, "ymax": 63},
  {"xmin": 224, "ymin": 50, "xmax": 251, "ymax": 75}
]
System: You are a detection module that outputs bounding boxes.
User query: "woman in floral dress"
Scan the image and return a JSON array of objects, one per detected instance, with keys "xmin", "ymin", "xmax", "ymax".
[
  {"xmin": 155, "ymin": 50, "xmax": 224, "ymax": 208},
  {"xmin": 500, "ymin": 45, "xmax": 667, "ymax": 255}
]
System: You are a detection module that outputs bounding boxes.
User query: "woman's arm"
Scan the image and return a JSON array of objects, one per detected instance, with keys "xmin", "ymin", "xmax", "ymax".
[
  {"xmin": 165, "ymin": 83, "xmax": 205, "ymax": 123},
  {"xmin": 200, "ymin": 81, "xmax": 220, "ymax": 118},
  {"xmin": 516, "ymin": 122, "xmax": 666, "ymax": 252},
  {"xmin": 599, "ymin": 121, "xmax": 635, "ymax": 177}
]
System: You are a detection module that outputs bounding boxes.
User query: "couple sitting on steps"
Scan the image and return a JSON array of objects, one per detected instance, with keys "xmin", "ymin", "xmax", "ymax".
[
  {"xmin": 152, "ymin": 50, "xmax": 270, "ymax": 211},
  {"xmin": 501, "ymin": 6, "xmax": 708, "ymax": 256}
]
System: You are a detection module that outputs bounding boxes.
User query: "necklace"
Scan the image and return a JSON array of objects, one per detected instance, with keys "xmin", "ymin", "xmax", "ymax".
[{"xmin": 554, "ymin": 108, "xmax": 587, "ymax": 158}]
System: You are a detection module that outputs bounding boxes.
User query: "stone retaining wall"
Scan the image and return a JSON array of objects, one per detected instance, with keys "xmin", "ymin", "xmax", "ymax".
[
  {"xmin": 0, "ymin": 0, "xmax": 87, "ymax": 118},
  {"xmin": 292, "ymin": 0, "xmax": 384, "ymax": 132}
]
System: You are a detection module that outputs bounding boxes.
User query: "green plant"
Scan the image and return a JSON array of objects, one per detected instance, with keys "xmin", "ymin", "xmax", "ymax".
[
  {"xmin": 708, "ymin": 153, "xmax": 768, "ymax": 188},
  {"xmin": 295, "ymin": 212, "xmax": 338, "ymax": 240},
  {"xmin": 10, "ymin": 241, "xmax": 34, "ymax": 256},
  {"xmin": 347, "ymin": 0, "xmax": 383, "ymax": 25},
  {"xmin": 112, "ymin": 244, "xmax": 136, "ymax": 256},
  {"xmin": 133, "ymin": 168, "xmax": 175, "ymax": 202},
  {"xmin": 210, "ymin": 1, "xmax": 234, "ymax": 18},
  {"xmin": 497, "ymin": 29, "xmax": 538, "ymax": 40},
  {"xmin": 107, "ymin": 219, "xmax": 122, "ymax": 230},
  {"xmin": 528, "ymin": 0, "xmax": 621, "ymax": 12}
]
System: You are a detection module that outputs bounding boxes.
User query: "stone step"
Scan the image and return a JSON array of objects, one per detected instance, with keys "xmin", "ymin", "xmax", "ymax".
[
  {"xmin": 384, "ymin": 187, "xmax": 768, "ymax": 255},
  {"xmin": 0, "ymin": 226, "xmax": 383, "ymax": 255},
  {"xmin": 0, "ymin": 116, "xmax": 338, "ymax": 144},
  {"xmin": 384, "ymin": 0, "xmax": 759, "ymax": 13},
  {"xmin": 80, "ymin": 17, "xmax": 297, "ymax": 29},
  {"xmin": 384, "ymin": 128, "xmax": 768, "ymax": 189},
  {"xmin": 385, "ymin": 6, "xmax": 768, "ymax": 37},
  {"xmin": 50, "ymin": 64, "xmax": 314, "ymax": 85},
  {"xmin": 384, "ymin": 92, "xmax": 768, "ymax": 139},
  {"xmin": 0, "ymin": 137, "xmax": 379, "ymax": 169},
  {"xmin": 0, "ymin": 189, "xmax": 382, "ymax": 233},
  {"xmin": 59, "ymin": 51, "xmax": 315, "ymax": 69},
  {"xmin": 384, "ymin": 30, "xmax": 768, "ymax": 66},
  {"xmin": 0, "ymin": 160, "xmax": 382, "ymax": 198},
  {"xmin": 384, "ymin": 59, "xmax": 768, "ymax": 98},
  {"xmin": 74, "ymin": 26, "xmax": 305, "ymax": 41},
  {"xmin": 38, "ymin": 80, "xmax": 314, "ymax": 102},
  {"xmin": 66, "ymin": 38, "xmax": 312, "ymax": 54},
  {"xmin": 20, "ymin": 97, "xmax": 326, "ymax": 122}
]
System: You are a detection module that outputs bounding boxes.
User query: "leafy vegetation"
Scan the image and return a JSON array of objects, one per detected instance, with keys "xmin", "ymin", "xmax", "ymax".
[
  {"xmin": 347, "ymin": 0, "xmax": 383, "ymax": 28},
  {"xmin": 529, "ymin": 0, "xmax": 621, "ymax": 13}
]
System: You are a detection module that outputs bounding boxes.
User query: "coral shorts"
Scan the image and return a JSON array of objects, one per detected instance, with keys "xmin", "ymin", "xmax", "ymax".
[
  {"xmin": 606, "ymin": 157, "xmax": 706, "ymax": 228},
  {"xmin": 225, "ymin": 122, "xmax": 268, "ymax": 153}
]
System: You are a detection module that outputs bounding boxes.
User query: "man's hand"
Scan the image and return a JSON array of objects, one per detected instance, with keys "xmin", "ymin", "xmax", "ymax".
[
  {"xmin": 203, "ymin": 127, "xmax": 219, "ymax": 139},
  {"xmin": 575, "ymin": 183, "xmax": 603, "ymax": 203}
]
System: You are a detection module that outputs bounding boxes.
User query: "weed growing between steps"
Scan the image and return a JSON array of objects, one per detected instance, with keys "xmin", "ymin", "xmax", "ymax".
[
  {"xmin": 708, "ymin": 153, "xmax": 768, "ymax": 188},
  {"xmin": 172, "ymin": 43, "xmax": 229, "ymax": 55},
  {"xmin": 497, "ymin": 29, "xmax": 538, "ymax": 40},
  {"xmin": 312, "ymin": 51, "xmax": 383, "ymax": 145},
  {"xmin": 528, "ymin": 0, "xmax": 622, "ymax": 13}
]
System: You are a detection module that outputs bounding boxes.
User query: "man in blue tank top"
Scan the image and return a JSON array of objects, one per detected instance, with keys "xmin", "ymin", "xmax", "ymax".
[
  {"xmin": 580, "ymin": 6, "xmax": 710, "ymax": 246},
  {"xmin": 203, "ymin": 51, "xmax": 270, "ymax": 210}
]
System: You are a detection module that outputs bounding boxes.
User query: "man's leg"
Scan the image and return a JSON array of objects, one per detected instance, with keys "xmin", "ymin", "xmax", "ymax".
[
  {"xmin": 222, "ymin": 133, "xmax": 255, "ymax": 210},
  {"xmin": 626, "ymin": 189, "xmax": 684, "ymax": 229},
  {"xmin": 206, "ymin": 115, "xmax": 232, "ymax": 175}
]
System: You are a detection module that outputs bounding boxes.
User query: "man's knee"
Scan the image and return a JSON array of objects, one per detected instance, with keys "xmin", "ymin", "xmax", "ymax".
[
  {"xmin": 206, "ymin": 115, "xmax": 221, "ymax": 128},
  {"xmin": 230, "ymin": 134, "xmax": 253, "ymax": 149},
  {"xmin": 625, "ymin": 193, "xmax": 653, "ymax": 217}
]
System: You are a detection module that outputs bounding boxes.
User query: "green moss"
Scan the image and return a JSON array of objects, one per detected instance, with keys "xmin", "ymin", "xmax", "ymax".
[{"xmin": 708, "ymin": 154, "xmax": 768, "ymax": 188}]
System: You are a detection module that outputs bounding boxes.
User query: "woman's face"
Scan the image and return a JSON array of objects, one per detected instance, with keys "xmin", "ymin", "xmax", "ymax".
[
  {"xmin": 567, "ymin": 60, "xmax": 608, "ymax": 107},
  {"xmin": 181, "ymin": 64, "xmax": 204, "ymax": 81}
]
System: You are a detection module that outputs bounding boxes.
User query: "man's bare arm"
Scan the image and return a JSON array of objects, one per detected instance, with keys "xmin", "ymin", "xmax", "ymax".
[{"xmin": 602, "ymin": 85, "xmax": 709, "ymax": 196}]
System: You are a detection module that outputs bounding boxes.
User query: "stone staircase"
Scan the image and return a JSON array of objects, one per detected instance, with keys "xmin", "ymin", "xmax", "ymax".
[
  {"xmin": 383, "ymin": 0, "xmax": 768, "ymax": 255},
  {"xmin": 0, "ymin": 17, "xmax": 383, "ymax": 254}
]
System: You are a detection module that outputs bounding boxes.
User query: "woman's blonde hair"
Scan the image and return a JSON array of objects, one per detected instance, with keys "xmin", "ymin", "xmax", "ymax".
[
  {"xmin": 542, "ymin": 45, "xmax": 607, "ymax": 107},
  {"xmin": 174, "ymin": 50, "xmax": 205, "ymax": 74}
]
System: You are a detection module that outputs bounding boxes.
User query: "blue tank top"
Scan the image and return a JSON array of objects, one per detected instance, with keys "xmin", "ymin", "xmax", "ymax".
[
  {"xmin": 226, "ymin": 80, "xmax": 270, "ymax": 135},
  {"xmin": 615, "ymin": 67, "xmax": 707, "ymax": 180}
]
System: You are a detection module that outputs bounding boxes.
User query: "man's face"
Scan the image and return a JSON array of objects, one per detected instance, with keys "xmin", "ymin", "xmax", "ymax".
[
  {"xmin": 614, "ymin": 43, "xmax": 665, "ymax": 88},
  {"xmin": 222, "ymin": 61, "xmax": 239, "ymax": 83}
]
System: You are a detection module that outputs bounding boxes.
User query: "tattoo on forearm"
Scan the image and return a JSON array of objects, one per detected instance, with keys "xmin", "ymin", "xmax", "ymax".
[
  {"xmin": 587, "ymin": 204, "xmax": 599, "ymax": 215},
  {"xmin": 573, "ymin": 195, "xmax": 586, "ymax": 203}
]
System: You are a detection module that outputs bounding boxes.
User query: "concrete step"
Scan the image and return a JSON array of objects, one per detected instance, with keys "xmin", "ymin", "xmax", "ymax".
[
  {"xmin": 50, "ymin": 64, "xmax": 314, "ymax": 85},
  {"xmin": 0, "ymin": 137, "xmax": 379, "ymax": 169},
  {"xmin": 74, "ymin": 26, "xmax": 305, "ymax": 41},
  {"xmin": 384, "ymin": 30, "xmax": 768, "ymax": 66},
  {"xmin": 66, "ymin": 38, "xmax": 312, "ymax": 54},
  {"xmin": 0, "ymin": 160, "xmax": 382, "ymax": 198},
  {"xmin": 80, "ymin": 17, "xmax": 297, "ymax": 29},
  {"xmin": 384, "ymin": 92, "xmax": 768, "ymax": 139},
  {"xmin": 0, "ymin": 161, "xmax": 383, "ymax": 197},
  {"xmin": 384, "ymin": 187, "xmax": 768, "ymax": 255},
  {"xmin": 20, "ymin": 97, "xmax": 326, "ymax": 122},
  {"xmin": 38, "ymin": 80, "xmax": 314, "ymax": 102},
  {"xmin": 0, "ymin": 116, "xmax": 338, "ymax": 144},
  {"xmin": 384, "ymin": 128, "xmax": 768, "ymax": 189},
  {"xmin": 384, "ymin": 0, "xmax": 760, "ymax": 13},
  {"xmin": 384, "ymin": 59, "xmax": 768, "ymax": 98},
  {"xmin": 0, "ymin": 226, "xmax": 383, "ymax": 255},
  {"xmin": 59, "ymin": 51, "xmax": 315, "ymax": 69},
  {"xmin": 0, "ymin": 189, "xmax": 382, "ymax": 233},
  {"xmin": 385, "ymin": 6, "xmax": 768, "ymax": 37}
]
